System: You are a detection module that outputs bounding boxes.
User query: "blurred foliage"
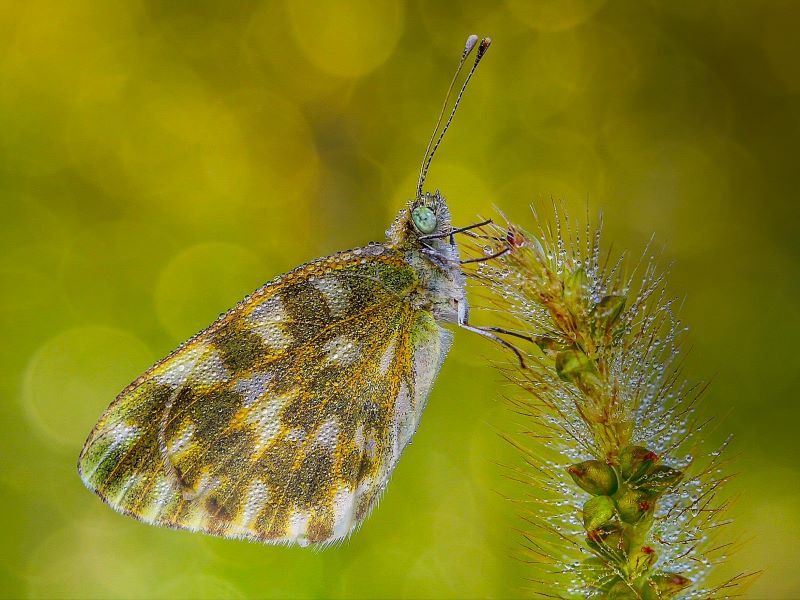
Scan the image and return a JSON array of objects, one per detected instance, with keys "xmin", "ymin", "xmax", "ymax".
[{"xmin": 0, "ymin": 1, "xmax": 798, "ymax": 598}]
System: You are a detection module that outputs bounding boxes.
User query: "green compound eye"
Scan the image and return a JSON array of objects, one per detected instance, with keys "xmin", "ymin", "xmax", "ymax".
[{"xmin": 411, "ymin": 205, "xmax": 437, "ymax": 234}]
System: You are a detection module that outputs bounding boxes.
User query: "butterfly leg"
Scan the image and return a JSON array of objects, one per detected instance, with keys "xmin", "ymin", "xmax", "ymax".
[
  {"xmin": 475, "ymin": 326, "xmax": 537, "ymax": 345},
  {"xmin": 418, "ymin": 219, "xmax": 493, "ymax": 242},
  {"xmin": 460, "ymin": 230, "xmax": 505, "ymax": 242},
  {"xmin": 420, "ymin": 245, "xmax": 453, "ymax": 270},
  {"xmin": 460, "ymin": 247, "xmax": 510, "ymax": 265},
  {"xmin": 457, "ymin": 322, "xmax": 527, "ymax": 368}
]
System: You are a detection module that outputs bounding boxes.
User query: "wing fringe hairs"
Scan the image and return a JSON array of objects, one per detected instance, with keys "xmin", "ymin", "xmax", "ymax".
[{"xmin": 464, "ymin": 207, "xmax": 756, "ymax": 599}]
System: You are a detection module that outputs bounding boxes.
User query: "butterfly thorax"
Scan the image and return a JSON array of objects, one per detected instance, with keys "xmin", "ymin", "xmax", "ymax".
[{"xmin": 384, "ymin": 191, "xmax": 467, "ymax": 326}]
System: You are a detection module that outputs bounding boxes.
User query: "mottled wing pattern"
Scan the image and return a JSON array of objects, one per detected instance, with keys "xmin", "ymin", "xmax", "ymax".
[{"xmin": 78, "ymin": 247, "xmax": 452, "ymax": 546}]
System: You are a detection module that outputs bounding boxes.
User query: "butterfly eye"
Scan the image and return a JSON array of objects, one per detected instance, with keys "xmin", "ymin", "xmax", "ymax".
[{"xmin": 411, "ymin": 206, "xmax": 437, "ymax": 234}]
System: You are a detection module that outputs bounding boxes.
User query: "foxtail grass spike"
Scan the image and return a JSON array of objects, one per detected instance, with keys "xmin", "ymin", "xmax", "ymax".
[{"xmin": 464, "ymin": 206, "xmax": 754, "ymax": 598}]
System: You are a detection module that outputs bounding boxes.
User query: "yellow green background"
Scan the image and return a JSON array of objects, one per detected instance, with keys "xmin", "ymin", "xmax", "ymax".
[{"xmin": 1, "ymin": 1, "xmax": 798, "ymax": 598}]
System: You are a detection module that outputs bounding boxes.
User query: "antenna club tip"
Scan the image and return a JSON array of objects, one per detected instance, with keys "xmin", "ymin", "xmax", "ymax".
[
  {"xmin": 418, "ymin": 33, "xmax": 491, "ymax": 195},
  {"xmin": 464, "ymin": 34, "xmax": 479, "ymax": 57},
  {"xmin": 477, "ymin": 37, "xmax": 492, "ymax": 57}
]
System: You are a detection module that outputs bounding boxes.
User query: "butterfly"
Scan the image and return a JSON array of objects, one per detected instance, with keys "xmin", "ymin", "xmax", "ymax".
[{"xmin": 78, "ymin": 34, "xmax": 522, "ymax": 547}]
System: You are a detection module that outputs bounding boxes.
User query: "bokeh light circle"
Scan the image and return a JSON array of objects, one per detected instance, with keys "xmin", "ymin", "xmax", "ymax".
[
  {"xmin": 154, "ymin": 242, "xmax": 267, "ymax": 341},
  {"xmin": 22, "ymin": 326, "xmax": 153, "ymax": 448},
  {"xmin": 505, "ymin": 0, "xmax": 607, "ymax": 31},
  {"xmin": 286, "ymin": 0, "xmax": 405, "ymax": 78}
]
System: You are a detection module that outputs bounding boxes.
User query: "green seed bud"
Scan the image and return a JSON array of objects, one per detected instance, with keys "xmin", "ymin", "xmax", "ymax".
[
  {"xmin": 583, "ymin": 495, "xmax": 617, "ymax": 532},
  {"xmin": 507, "ymin": 226, "xmax": 544, "ymax": 254},
  {"xmin": 530, "ymin": 236, "xmax": 545, "ymax": 259},
  {"xmin": 568, "ymin": 459, "xmax": 619, "ymax": 496},
  {"xmin": 532, "ymin": 335, "xmax": 564, "ymax": 356},
  {"xmin": 614, "ymin": 486, "xmax": 653, "ymax": 523},
  {"xmin": 619, "ymin": 445, "xmax": 659, "ymax": 482},
  {"xmin": 555, "ymin": 349, "xmax": 602, "ymax": 395},
  {"xmin": 594, "ymin": 294, "xmax": 626, "ymax": 330},
  {"xmin": 506, "ymin": 226, "xmax": 546, "ymax": 264},
  {"xmin": 628, "ymin": 545, "xmax": 658, "ymax": 577},
  {"xmin": 565, "ymin": 266, "xmax": 588, "ymax": 300},
  {"xmin": 555, "ymin": 348, "xmax": 595, "ymax": 381},
  {"xmin": 640, "ymin": 465, "xmax": 684, "ymax": 496},
  {"xmin": 586, "ymin": 524, "xmax": 625, "ymax": 561},
  {"xmin": 640, "ymin": 573, "xmax": 691, "ymax": 600}
]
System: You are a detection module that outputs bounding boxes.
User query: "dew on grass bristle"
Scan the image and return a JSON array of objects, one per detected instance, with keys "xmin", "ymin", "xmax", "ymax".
[{"xmin": 462, "ymin": 206, "xmax": 744, "ymax": 598}]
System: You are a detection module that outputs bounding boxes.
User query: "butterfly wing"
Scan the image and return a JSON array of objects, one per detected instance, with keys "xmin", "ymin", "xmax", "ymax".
[{"xmin": 78, "ymin": 247, "xmax": 452, "ymax": 545}]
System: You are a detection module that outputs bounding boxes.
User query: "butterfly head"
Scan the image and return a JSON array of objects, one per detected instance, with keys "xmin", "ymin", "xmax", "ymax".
[
  {"xmin": 386, "ymin": 191, "xmax": 452, "ymax": 247},
  {"xmin": 386, "ymin": 35, "xmax": 490, "ymax": 252}
]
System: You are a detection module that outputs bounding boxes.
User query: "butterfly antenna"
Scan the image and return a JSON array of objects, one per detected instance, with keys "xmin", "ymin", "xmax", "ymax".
[
  {"xmin": 416, "ymin": 35, "xmax": 478, "ymax": 199},
  {"xmin": 416, "ymin": 35, "xmax": 490, "ymax": 198}
]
